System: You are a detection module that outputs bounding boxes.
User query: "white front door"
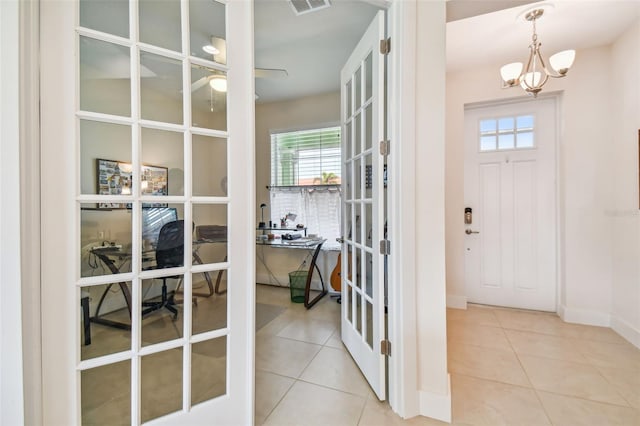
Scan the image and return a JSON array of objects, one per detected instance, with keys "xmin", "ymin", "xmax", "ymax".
[
  {"xmin": 40, "ymin": 1, "xmax": 255, "ymax": 424},
  {"xmin": 340, "ymin": 11, "xmax": 387, "ymax": 400},
  {"xmin": 464, "ymin": 97, "xmax": 557, "ymax": 311}
]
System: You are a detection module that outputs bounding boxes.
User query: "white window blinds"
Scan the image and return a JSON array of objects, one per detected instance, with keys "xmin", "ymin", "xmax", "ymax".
[{"xmin": 270, "ymin": 126, "xmax": 341, "ymax": 186}]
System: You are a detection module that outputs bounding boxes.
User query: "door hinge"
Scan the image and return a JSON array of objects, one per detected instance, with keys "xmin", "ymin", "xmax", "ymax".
[
  {"xmin": 379, "ymin": 38, "xmax": 391, "ymax": 55},
  {"xmin": 381, "ymin": 339, "xmax": 391, "ymax": 356},
  {"xmin": 379, "ymin": 239, "xmax": 390, "ymax": 255},
  {"xmin": 379, "ymin": 140, "xmax": 390, "ymax": 156}
]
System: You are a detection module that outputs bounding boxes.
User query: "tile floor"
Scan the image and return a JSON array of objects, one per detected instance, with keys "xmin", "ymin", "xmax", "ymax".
[{"xmin": 256, "ymin": 285, "xmax": 640, "ymax": 425}]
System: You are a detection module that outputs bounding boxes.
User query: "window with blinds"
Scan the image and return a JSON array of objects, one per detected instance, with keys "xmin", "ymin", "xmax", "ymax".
[
  {"xmin": 269, "ymin": 126, "xmax": 342, "ymax": 249},
  {"xmin": 270, "ymin": 126, "xmax": 341, "ymax": 186}
]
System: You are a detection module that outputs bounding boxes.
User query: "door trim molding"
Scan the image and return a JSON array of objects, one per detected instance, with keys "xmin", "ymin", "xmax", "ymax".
[
  {"xmin": 1, "ymin": 1, "xmax": 25, "ymax": 424},
  {"xmin": 19, "ymin": 0, "xmax": 43, "ymax": 424},
  {"xmin": 386, "ymin": 0, "xmax": 419, "ymax": 418}
]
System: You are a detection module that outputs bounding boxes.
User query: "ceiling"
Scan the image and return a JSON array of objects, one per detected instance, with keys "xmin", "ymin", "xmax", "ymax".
[
  {"xmin": 446, "ymin": 0, "xmax": 640, "ymax": 73},
  {"xmin": 254, "ymin": 0, "xmax": 381, "ymax": 103},
  {"xmin": 256, "ymin": 0, "xmax": 639, "ymax": 103}
]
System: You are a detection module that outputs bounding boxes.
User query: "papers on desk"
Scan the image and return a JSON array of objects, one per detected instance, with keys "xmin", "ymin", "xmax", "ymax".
[
  {"xmin": 269, "ymin": 237, "xmax": 325, "ymax": 247},
  {"xmin": 91, "ymin": 244, "xmax": 122, "ymax": 251}
]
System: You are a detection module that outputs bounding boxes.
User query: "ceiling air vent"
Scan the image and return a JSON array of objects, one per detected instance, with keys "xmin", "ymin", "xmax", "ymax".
[{"xmin": 289, "ymin": 0, "xmax": 331, "ymax": 16}]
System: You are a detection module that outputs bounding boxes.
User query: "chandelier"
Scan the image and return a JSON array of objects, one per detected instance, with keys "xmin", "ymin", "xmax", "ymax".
[{"xmin": 500, "ymin": 8, "xmax": 575, "ymax": 97}]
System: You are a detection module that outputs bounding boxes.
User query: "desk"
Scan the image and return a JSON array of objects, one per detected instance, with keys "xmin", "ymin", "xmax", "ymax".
[
  {"xmin": 88, "ymin": 239, "xmax": 225, "ymax": 332},
  {"xmin": 256, "ymin": 238, "xmax": 327, "ymax": 309}
]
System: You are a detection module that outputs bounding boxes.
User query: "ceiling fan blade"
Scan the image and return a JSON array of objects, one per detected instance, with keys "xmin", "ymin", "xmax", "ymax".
[
  {"xmin": 255, "ymin": 68, "xmax": 288, "ymax": 79},
  {"xmin": 191, "ymin": 76, "xmax": 211, "ymax": 92}
]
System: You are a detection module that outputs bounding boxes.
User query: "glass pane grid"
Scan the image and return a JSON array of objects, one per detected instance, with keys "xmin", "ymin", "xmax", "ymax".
[
  {"xmin": 479, "ymin": 114, "xmax": 536, "ymax": 152},
  {"xmin": 78, "ymin": 0, "xmax": 231, "ymax": 422}
]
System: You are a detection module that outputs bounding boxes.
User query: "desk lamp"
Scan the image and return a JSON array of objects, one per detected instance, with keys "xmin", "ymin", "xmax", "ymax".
[{"xmin": 259, "ymin": 203, "xmax": 267, "ymax": 228}]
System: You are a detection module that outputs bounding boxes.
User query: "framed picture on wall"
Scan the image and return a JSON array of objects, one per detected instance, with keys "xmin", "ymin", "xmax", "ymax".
[{"xmin": 96, "ymin": 158, "xmax": 168, "ymax": 208}]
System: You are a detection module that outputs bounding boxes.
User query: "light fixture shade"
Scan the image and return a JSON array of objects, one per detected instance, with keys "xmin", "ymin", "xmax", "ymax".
[
  {"xmin": 202, "ymin": 44, "xmax": 219, "ymax": 55},
  {"xmin": 209, "ymin": 76, "xmax": 227, "ymax": 92},
  {"xmin": 549, "ymin": 49, "xmax": 575, "ymax": 74},
  {"xmin": 500, "ymin": 62, "xmax": 523, "ymax": 85},
  {"xmin": 520, "ymin": 71, "xmax": 543, "ymax": 90}
]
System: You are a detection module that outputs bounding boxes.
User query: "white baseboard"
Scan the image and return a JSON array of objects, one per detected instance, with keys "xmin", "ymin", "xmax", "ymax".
[
  {"xmin": 611, "ymin": 315, "xmax": 640, "ymax": 349},
  {"xmin": 418, "ymin": 374, "xmax": 451, "ymax": 423},
  {"xmin": 446, "ymin": 294, "xmax": 467, "ymax": 309},
  {"xmin": 558, "ymin": 304, "xmax": 611, "ymax": 327}
]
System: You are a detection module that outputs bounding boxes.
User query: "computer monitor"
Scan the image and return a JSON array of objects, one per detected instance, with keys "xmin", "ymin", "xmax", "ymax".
[{"xmin": 142, "ymin": 207, "xmax": 178, "ymax": 250}]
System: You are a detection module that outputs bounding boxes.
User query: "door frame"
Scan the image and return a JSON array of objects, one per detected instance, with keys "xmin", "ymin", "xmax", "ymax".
[
  {"xmin": 15, "ymin": 0, "xmax": 449, "ymax": 423},
  {"xmin": 462, "ymin": 93, "xmax": 562, "ymax": 314}
]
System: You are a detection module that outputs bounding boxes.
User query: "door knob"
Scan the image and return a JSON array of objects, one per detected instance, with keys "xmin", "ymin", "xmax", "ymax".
[{"xmin": 465, "ymin": 229, "xmax": 479, "ymax": 235}]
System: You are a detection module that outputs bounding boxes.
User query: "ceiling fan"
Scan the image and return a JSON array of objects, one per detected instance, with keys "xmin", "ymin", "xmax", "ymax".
[
  {"xmin": 191, "ymin": 36, "xmax": 288, "ymax": 93},
  {"xmin": 190, "ymin": 67, "xmax": 288, "ymax": 93}
]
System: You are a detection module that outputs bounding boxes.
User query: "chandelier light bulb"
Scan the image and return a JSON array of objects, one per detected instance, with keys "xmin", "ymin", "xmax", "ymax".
[
  {"xmin": 209, "ymin": 76, "xmax": 227, "ymax": 92},
  {"xmin": 500, "ymin": 62, "xmax": 524, "ymax": 86},
  {"xmin": 520, "ymin": 71, "xmax": 542, "ymax": 91},
  {"xmin": 549, "ymin": 49, "xmax": 576, "ymax": 75}
]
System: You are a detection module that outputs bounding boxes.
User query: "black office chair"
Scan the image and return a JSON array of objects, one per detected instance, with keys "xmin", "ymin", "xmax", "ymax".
[{"xmin": 142, "ymin": 220, "xmax": 184, "ymax": 319}]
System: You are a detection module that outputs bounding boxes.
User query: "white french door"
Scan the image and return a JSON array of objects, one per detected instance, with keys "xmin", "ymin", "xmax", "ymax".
[
  {"xmin": 340, "ymin": 11, "xmax": 387, "ymax": 400},
  {"xmin": 464, "ymin": 98, "xmax": 557, "ymax": 311},
  {"xmin": 40, "ymin": 1, "xmax": 255, "ymax": 424}
]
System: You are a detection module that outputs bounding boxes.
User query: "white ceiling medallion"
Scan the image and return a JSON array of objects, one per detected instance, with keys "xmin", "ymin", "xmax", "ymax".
[
  {"xmin": 289, "ymin": 0, "xmax": 331, "ymax": 16},
  {"xmin": 500, "ymin": 7, "xmax": 575, "ymax": 97}
]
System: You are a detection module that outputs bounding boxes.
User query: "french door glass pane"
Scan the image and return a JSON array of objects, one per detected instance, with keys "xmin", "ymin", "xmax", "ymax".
[
  {"xmin": 365, "ymin": 104, "xmax": 372, "ymax": 151},
  {"xmin": 365, "ymin": 300, "xmax": 373, "ymax": 348},
  {"xmin": 80, "ymin": 0, "xmax": 129, "ymax": 38},
  {"xmin": 192, "ymin": 272, "xmax": 227, "ymax": 335},
  {"xmin": 365, "ymin": 252, "xmax": 373, "ymax": 298},
  {"xmin": 192, "ymin": 134, "xmax": 228, "ymax": 196},
  {"xmin": 80, "ymin": 282, "xmax": 132, "ymax": 360},
  {"xmin": 191, "ymin": 338, "xmax": 227, "ymax": 405},
  {"xmin": 345, "ymin": 120, "xmax": 353, "ymax": 160},
  {"xmin": 189, "ymin": 0, "xmax": 226, "ymax": 65},
  {"xmin": 354, "ymin": 158, "xmax": 361, "ymax": 200},
  {"xmin": 141, "ymin": 276, "xmax": 185, "ymax": 347},
  {"xmin": 79, "ymin": 37, "xmax": 131, "ymax": 117},
  {"xmin": 191, "ymin": 65, "xmax": 227, "ymax": 130},
  {"xmin": 365, "ymin": 203, "xmax": 372, "ymax": 248},
  {"xmin": 193, "ymin": 203, "xmax": 228, "ymax": 265},
  {"xmin": 346, "ymin": 283, "xmax": 353, "ymax": 324},
  {"xmin": 80, "ymin": 204, "xmax": 132, "ymax": 277},
  {"xmin": 355, "ymin": 206, "xmax": 362, "ymax": 245},
  {"xmin": 355, "ymin": 293, "xmax": 362, "ymax": 335},
  {"xmin": 365, "ymin": 52, "xmax": 373, "ymax": 101},
  {"xmin": 80, "ymin": 120, "xmax": 132, "ymax": 195},
  {"xmin": 139, "ymin": 0, "xmax": 182, "ymax": 52},
  {"xmin": 140, "ymin": 52, "xmax": 183, "ymax": 124},
  {"xmin": 354, "ymin": 67, "xmax": 362, "ymax": 111},
  {"xmin": 365, "ymin": 154, "xmax": 372, "ymax": 199},
  {"xmin": 81, "ymin": 360, "xmax": 131, "ymax": 425},
  {"xmin": 346, "ymin": 80, "xmax": 352, "ymax": 117},
  {"xmin": 141, "ymin": 127, "xmax": 183, "ymax": 196},
  {"xmin": 141, "ymin": 348, "xmax": 183, "ymax": 422},
  {"xmin": 355, "ymin": 113, "xmax": 362, "ymax": 155}
]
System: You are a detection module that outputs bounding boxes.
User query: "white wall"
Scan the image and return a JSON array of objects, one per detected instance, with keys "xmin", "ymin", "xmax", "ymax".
[
  {"xmin": 254, "ymin": 92, "xmax": 341, "ymax": 289},
  {"xmin": 445, "ymin": 22, "xmax": 640, "ymax": 341},
  {"xmin": 610, "ymin": 20, "xmax": 640, "ymax": 347}
]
